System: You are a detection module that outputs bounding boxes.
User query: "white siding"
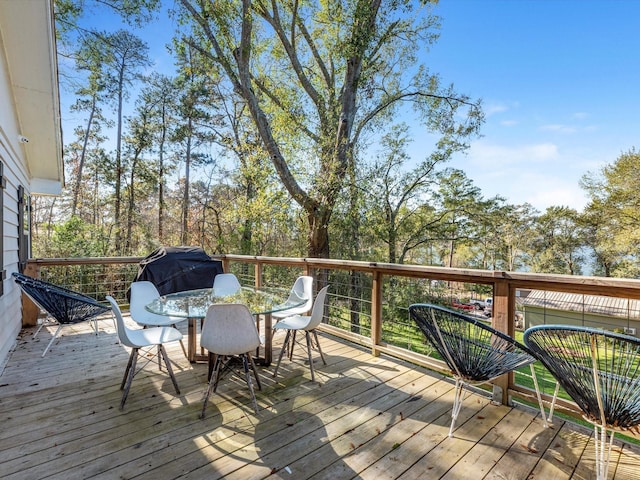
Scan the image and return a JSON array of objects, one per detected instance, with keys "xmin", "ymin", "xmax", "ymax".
[{"xmin": 0, "ymin": 25, "xmax": 33, "ymax": 368}]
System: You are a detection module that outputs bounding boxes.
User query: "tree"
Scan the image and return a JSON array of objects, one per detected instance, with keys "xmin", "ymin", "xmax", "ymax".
[
  {"xmin": 55, "ymin": 0, "xmax": 161, "ymax": 34},
  {"xmin": 143, "ymin": 74, "xmax": 179, "ymax": 243},
  {"xmin": 435, "ymin": 169, "xmax": 492, "ymax": 268},
  {"xmin": 174, "ymin": 0, "xmax": 482, "ymax": 258},
  {"xmin": 123, "ymin": 99, "xmax": 157, "ymax": 253},
  {"xmin": 67, "ymin": 34, "xmax": 112, "ymax": 218},
  {"xmin": 100, "ymin": 29, "xmax": 151, "ymax": 253},
  {"xmin": 363, "ymin": 124, "xmax": 442, "ymax": 264},
  {"xmin": 528, "ymin": 206, "xmax": 586, "ymax": 275},
  {"xmin": 172, "ymin": 44, "xmax": 217, "ymax": 245},
  {"xmin": 581, "ymin": 148, "xmax": 640, "ymax": 277},
  {"xmin": 478, "ymin": 202, "xmax": 537, "ymax": 271}
]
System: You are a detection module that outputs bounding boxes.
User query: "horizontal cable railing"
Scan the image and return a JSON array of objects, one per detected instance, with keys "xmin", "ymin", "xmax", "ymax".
[{"xmin": 22, "ymin": 254, "xmax": 640, "ymax": 426}]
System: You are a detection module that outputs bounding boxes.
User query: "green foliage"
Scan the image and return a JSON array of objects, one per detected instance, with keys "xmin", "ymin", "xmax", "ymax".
[
  {"xmin": 37, "ymin": 1, "xmax": 640, "ymax": 279},
  {"xmin": 581, "ymin": 148, "xmax": 640, "ymax": 277},
  {"xmin": 36, "ymin": 216, "xmax": 110, "ymax": 258}
]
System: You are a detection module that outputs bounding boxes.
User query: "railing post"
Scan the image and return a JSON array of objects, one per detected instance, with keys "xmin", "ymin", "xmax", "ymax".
[
  {"xmin": 492, "ymin": 277, "xmax": 511, "ymax": 405},
  {"xmin": 254, "ymin": 262, "xmax": 262, "ymax": 288},
  {"xmin": 371, "ymin": 271, "xmax": 382, "ymax": 357},
  {"xmin": 221, "ymin": 258, "xmax": 231, "ymax": 274},
  {"xmin": 21, "ymin": 261, "xmax": 41, "ymax": 326}
]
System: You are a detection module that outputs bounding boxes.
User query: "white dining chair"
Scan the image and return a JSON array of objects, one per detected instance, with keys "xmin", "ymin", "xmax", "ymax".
[
  {"xmin": 130, "ymin": 281, "xmax": 188, "ymax": 358},
  {"xmin": 130, "ymin": 281, "xmax": 184, "ymax": 327},
  {"xmin": 106, "ymin": 296, "xmax": 183, "ymax": 410},
  {"xmin": 200, "ymin": 303, "xmax": 262, "ymax": 418},
  {"xmin": 212, "ymin": 273, "xmax": 241, "ymax": 296},
  {"xmin": 272, "ymin": 276, "xmax": 314, "ymax": 320},
  {"xmin": 272, "ymin": 285, "xmax": 329, "ymax": 382}
]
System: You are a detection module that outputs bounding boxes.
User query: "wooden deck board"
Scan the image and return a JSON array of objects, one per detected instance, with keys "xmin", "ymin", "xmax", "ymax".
[{"xmin": 1, "ymin": 318, "xmax": 639, "ymax": 479}]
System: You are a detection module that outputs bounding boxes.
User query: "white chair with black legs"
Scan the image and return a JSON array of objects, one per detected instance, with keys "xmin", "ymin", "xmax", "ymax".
[
  {"xmin": 272, "ymin": 276, "xmax": 314, "ymax": 321},
  {"xmin": 212, "ymin": 273, "xmax": 241, "ymax": 296},
  {"xmin": 106, "ymin": 296, "xmax": 182, "ymax": 410},
  {"xmin": 130, "ymin": 281, "xmax": 187, "ymax": 357},
  {"xmin": 200, "ymin": 303, "xmax": 262, "ymax": 418},
  {"xmin": 273, "ymin": 285, "xmax": 329, "ymax": 382}
]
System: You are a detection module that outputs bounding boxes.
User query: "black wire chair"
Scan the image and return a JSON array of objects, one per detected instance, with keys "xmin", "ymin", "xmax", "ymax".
[
  {"xmin": 524, "ymin": 325, "xmax": 640, "ymax": 480},
  {"xmin": 409, "ymin": 303, "xmax": 550, "ymax": 437},
  {"xmin": 12, "ymin": 272, "xmax": 112, "ymax": 357}
]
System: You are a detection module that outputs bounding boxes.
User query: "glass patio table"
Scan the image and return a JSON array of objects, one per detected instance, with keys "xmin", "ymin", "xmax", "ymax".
[{"xmin": 145, "ymin": 286, "xmax": 305, "ymax": 365}]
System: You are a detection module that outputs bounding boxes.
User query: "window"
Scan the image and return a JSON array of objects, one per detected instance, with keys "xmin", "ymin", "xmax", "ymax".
[
  {"xmin": 0, "ymin": 161, "xmax": 5, "ymax": 296},
  {"xmin": 17, "ymin": 185, "xmax": 29, "ymax": 273}
]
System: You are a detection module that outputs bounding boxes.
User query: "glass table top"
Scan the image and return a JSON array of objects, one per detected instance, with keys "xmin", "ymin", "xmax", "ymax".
[{"xmin": 145, "ymin": 286, "xmax": 305, "ymax": 319}]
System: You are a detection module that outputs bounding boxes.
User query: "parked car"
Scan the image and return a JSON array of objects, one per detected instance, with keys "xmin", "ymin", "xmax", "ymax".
[
  {"xmin": 451, "ymin": 298, "xmax": 476, "ymax": 311},
  {"xmin": 470, "ymin": 297, "xmax": 493, "ymax": 310}
]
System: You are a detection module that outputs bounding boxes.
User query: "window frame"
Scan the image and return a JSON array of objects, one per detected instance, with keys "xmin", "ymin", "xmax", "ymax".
[
  {"xmin": 0, "ymin": 161, "xmax": 6, "ymax": 296},
  {"xmin": 17, "ymin": 185, "xmax": 29, "ymax": 273}
]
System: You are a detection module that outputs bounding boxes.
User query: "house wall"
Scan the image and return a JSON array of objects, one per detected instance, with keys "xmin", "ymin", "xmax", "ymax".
[
  {"xmin": 523, "ymin": 306, "xmax": 640, "ymax": 336},
  {"xmin": 0, "ymin": 31, "xmax": 32, "ymax": 368}
]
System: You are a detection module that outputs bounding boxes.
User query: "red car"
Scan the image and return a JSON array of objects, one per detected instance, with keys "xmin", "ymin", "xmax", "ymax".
[{"xmin": 451, "ymin": 298, "xmax": 476, "ymax": 311}]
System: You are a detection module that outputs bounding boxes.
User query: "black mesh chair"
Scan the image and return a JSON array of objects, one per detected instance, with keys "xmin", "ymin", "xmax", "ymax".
[
  {"xmin": 12, "ymin": 272, "xmax": 112, "ymax": 357},
  {"xmin": 524, "ymin": 325, "xmax": 640, "ymax": 480},
  {"xmin": 409, "ymin": 303, "xmax": 549, "ymax": 437}
]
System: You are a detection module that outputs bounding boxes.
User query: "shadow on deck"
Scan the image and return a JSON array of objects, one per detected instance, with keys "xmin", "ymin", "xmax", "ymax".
[{"xmin": 1, "ymin": 315, "xmax": 639, "ymax": 479}]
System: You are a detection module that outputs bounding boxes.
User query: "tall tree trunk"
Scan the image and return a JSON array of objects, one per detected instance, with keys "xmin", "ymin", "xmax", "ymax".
[
  {"xmin": 125, "ymin": 153, "xmax": 141, "ymax": 253},
  {"xmin": 71, "ymin": 98, "xmax": 96, "ymax": 217},
  {"xmin": 307, "ymin": 208, "xmax": 331, "ymax": 258},
  {"xmin": 158, "ymin": 103, "xmax": 167, "ymax": 242},
  {"xmin": 114, "ymin": 69, "xmax": 125, "ymax": 254},
  {"xmin": 240, "ymin": 178, "xmax": 255, "ymax": 255},
  {"xmin": 181, "ymin": 130, "xmax": 192, "ymax": 245}
]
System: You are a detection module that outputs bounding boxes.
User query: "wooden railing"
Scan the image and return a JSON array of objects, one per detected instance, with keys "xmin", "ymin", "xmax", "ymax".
[{"xmin": 24, "ymin": 254, "xmax": 640, "ymax": 420}]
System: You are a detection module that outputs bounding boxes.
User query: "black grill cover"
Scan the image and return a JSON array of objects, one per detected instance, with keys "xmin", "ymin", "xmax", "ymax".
[{"xmin": 131, "ymin": 246, "xmax": 224, "ymax": 298}]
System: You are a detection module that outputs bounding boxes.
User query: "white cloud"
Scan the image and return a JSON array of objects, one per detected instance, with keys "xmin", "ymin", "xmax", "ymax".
[
  {"xmin": 467, "ymin": 140, "xmax": 560, "ymax": 165},
  {"xmin": 540, "ymin": 124, "xmax": 578, "ymax": 134},
  {"xmin": 485, "ymin": 103, "xmax": 509, "ymax": 116},
  {"xmin": 525, "ymin": 185, "xmax": 588, "ymax": 211},
  {"xmin": 448, "ymin": 140, "xmax": 590, "ymax": 211}
]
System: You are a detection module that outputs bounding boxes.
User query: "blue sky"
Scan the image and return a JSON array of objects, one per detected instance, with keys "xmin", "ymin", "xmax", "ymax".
[
  {"xmin": 64, "ymin": 0, "xmax": 640, "ymax": 213},
  {"xmin": 421, "ymin": 0, "xmax": 640, "ymax": 211}
]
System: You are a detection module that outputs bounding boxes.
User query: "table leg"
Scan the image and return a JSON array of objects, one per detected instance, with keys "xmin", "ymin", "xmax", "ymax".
[
  {"xmin": 188, "ymin": 317, "xmax": 197, "ymax": 363},
  {"xmin": 264, "ymin": 312, "xmax": 273, "ymax": 366}
]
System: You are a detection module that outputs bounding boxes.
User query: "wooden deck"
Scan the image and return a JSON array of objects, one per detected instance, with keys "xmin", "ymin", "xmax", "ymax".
[{"xmin": 1, "ymin": 316, "xmax": 640, "ymax": 480}]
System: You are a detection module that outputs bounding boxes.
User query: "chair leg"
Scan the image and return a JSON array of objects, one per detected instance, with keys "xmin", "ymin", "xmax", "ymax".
[
  {"xmin": 312, "ymin": 330, "xmax": 326, "ymax": 365},
  {"xmin": 120, "ymin": 348, "xmax": 139, "ymax": 410},
  {"xmin": 200, "ymin": 354, "xmax": 223, "ymax": 419},
  {"xmin": 529, "ymin": 364, "xmax": 561, "ymax": 428},
  {"xmin": 547, "ymin": 381, "xmax": 561, "ymax": 423},
  {"xmin": 207, "ymin": 352, "xmax": 216, "ymax": 381},
  {"xmin": 247, "ymin": 352, "xmax": 262, "ymax": 391},
  {"xmin": 449, "ymin": 377, "xmax": 466, "ymax": 437},
  {"xmin": 306, "ymin": 331, "xmax": 316, "ymax": 382},
  {"xmin": 289, "ymin": 330, "xmax": 297, "ymax": 360},
  {"xmin": 530, "ymin": 364, "xmax": 549, "ymax": 428},
  {"xmin": 212, "ymin": 355, "xmax": 225, "ymax": 392},
  {"xmin": 242, "ymin": 353, "xmax": 260, "ymax": 414},
  {"xmin": 273, "ymin": 330, "xmax": 292, "ymax": 379},
  {"xmin": 121, "ymin": 348, "xmax": 136, "ymax": 390},
  {"xmin": 593, "ymin": 425, "xmax": 615, "ymax": 480},
  {"xmin": 41, "ymin": 325, "xmax": 64, "ymax": 357},
  {"xmin": 158, "ymin": 344, "xmax": 180, "ymax": 395},
  {"xmin": 32, "ymin": 316, "xmax": 51, "ymax": 339}
]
